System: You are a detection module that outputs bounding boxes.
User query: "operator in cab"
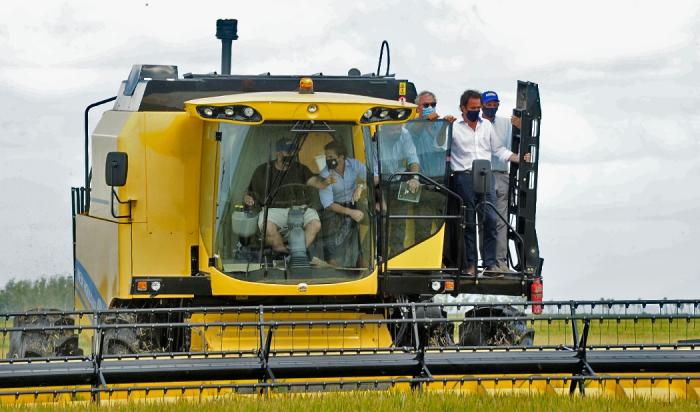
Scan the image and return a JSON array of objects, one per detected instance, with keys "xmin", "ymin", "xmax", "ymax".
[{"xmin": 243, "ymin": 138, "xmax": 322, "ymax": 254}]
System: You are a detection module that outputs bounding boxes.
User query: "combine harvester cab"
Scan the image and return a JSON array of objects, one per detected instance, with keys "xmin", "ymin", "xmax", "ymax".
[{"xmin": 1, "ymin": 19, "xmax": 698, "ymax": 404}]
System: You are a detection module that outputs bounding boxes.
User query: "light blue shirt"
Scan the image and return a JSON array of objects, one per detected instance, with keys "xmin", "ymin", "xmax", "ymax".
[
  {"xmin": 404, "ymin": 121, "xmax": 447, "ymax": 178},
  {"xmin": 373, "ymin": 129, "xmax": 420, "ymax": 176},
  {"xmin": 489, "ymin": 116, "xmax": 513, "ymax": 172},
  {"xmin": 319, "ymin": 158, "xmax": 367, "ymax": 208}
]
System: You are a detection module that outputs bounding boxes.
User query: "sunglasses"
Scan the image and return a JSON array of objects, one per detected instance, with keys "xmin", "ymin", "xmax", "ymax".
[{"xmin": 422, "ymin": 102, "xmax": 437, "ymax": 108}]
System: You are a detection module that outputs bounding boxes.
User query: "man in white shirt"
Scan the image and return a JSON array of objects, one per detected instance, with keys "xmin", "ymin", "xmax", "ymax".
[
  {"xmin": 451, "ymin": 90, "xmax": 530, "ymax": 275},
  {"xmin": 480, "ymin": 90, "xmax": 513, "ymax": 270}
]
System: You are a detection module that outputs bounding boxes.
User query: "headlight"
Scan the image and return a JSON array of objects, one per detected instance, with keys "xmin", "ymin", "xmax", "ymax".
[
  {"xmin": 199, "ymin": 106, "xmax": 216, "ymax": 118},
  {"xmin": 360, "ymin": 107, "xmax": 412, "ymax": 124},
  {"xmin": 196, "ymin": 105, "xmax": 261, "ymax": 122},
  {"xmin": 242, "ymin": 107, "xmax": 255, "ymax": 118}
]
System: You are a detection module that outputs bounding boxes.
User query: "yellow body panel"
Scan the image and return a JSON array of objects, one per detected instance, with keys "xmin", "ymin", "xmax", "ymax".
[
  {"xmin": 75, "ymin": 214, "xmax": 130, "ymax": 309},
  {"xmin": 89, "ymin": 111, "xmax": 138, "ymax": 221},
  {"xmin": 78, "ymin": 110, "xmax": 205, "ymax": 305},
  {"xmin": 190, "ymin": 312, "xmax": 392, "ymax": 352},
  {"xmin": 388, "ymin": 225, "xmax": 445, "ymax": 270},
  {"xmin": 209, "ymin": 268, "xmax": 378, "ymax": 296},
  {"xmin": 130, "ymin": 112, "xmax": 202, "ymax": 277},
  {"xmin": 197, "ymin": 122, "xmax": 220, "ymax": 271}
]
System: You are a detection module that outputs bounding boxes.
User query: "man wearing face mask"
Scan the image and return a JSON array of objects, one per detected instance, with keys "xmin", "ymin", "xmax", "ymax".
[
  {"xmin": 479, "ymin": 90, "xmax": 515, "ymax": 271},
  {"xmin": 244, "ymin": 138, "xmax": 321, "ymax": 254},
  {"xmin": 318, "ymin": 141, "xmax": 368, "ymax": 266},
  {"xmin": 451, "ymin": 90, "xmax": 530, "ymax": 275},
  {"xmin": 409, "ymin": 90, "xmax": 457, "ymax": 179}
]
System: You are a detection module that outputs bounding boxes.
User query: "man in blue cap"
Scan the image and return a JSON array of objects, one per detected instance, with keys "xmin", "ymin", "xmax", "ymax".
[
  {"xmin": 244, "ymin": 138, "xmax": 322, "ymax": 254},
  {"xmin": 480, "ymin": 90, "xmax": 517, "ymax": 270}
]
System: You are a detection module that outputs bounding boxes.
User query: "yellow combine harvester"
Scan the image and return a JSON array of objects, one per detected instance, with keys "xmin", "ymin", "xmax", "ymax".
[
  {"xmin": 3, "ymin": 19, "xmax": 698, "ymax": 403},
  {"xmin": 62, "ymin": 18, "xmax": 542, "ymax": 355}
]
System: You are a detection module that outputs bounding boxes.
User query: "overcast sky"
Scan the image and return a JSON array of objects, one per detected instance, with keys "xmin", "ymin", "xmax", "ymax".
[{"xmin": 0, "ymin": 0, "xmax": 698, "ymax": 299}]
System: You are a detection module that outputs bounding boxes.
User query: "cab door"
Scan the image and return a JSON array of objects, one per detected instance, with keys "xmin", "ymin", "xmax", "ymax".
[{"xmin": 372, "ymin": 120, "xmax": 455, "ymax": 271}]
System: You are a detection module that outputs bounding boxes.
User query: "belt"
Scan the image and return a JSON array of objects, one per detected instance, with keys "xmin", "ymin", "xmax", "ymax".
[{"xmin": 452, "ymin": 170, "xmax": 472, "ymax": 175}]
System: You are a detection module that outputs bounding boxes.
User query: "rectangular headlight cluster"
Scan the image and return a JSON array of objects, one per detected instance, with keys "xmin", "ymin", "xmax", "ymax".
[
  {"xmin": 359, "ymin": 107, "xmax": 411, "ymax": 124},
  {"xmin": 196, "ymin": 105, "xmax": 262, "ymax": 122}
]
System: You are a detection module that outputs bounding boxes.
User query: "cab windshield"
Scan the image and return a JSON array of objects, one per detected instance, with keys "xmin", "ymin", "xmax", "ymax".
[{"xmin": 214, "ymin": 121, "xmax": 375, "ymax": 284}]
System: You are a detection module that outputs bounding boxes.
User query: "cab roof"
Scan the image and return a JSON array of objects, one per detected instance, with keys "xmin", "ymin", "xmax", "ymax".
[
  {"xmin": 185, "ymin": 91, "xmax": 416, "ymax": 108},
  {"xmin": 112, "ymin": 66, "xmax": 418, "ymax": 112}
]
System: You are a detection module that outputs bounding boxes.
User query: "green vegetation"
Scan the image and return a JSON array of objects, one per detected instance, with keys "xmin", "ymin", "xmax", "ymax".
[
  {"xmin": 532, "ymin": 318, "xmax": 700, "ymax": 346},
  {"xmin": 0, "ymin": 392, "xmax": 697, "ymax": 411},
  {"xmin": 0, "ymin": 275, "xmax": 73, "ymax": 312}
]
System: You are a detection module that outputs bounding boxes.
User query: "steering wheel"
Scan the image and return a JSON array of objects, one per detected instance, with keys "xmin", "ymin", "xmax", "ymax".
[{"xmin": 268, "ymin": 183, "xmax": 318, "ymax": 208}]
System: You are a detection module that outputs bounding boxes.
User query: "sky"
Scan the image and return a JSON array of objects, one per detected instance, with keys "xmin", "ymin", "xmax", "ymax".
[{"xmin": 0, "ymin": 0, "xmax": 698, "ymax": 299}]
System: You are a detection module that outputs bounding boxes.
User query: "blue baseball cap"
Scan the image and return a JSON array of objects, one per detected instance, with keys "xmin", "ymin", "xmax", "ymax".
[
  {"xmin": 276, "ymin": 138, "xmax": 294, "ymax": 152},
  {"xmin": 481, "ymin": 91, "xmax": 500, "ymax": 104}
]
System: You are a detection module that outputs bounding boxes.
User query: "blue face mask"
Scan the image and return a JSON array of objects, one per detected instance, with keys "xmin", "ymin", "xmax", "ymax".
[
  {"xmin": 465, "ymin": 110, "xmax": 480, "ymax": 122},
  {"xmin": 421, "ymin": 106, "xmax": 436, "ymax": 118},
  {"xmin": 482, "ymin": 106, "xmax": 498, "ymax": 118}
]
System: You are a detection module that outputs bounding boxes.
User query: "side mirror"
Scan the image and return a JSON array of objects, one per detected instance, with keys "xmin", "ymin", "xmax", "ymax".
[
  {"xmin": 105, "ymin": 152, "xmax": 128, "ymax": 187},
  {"xmin": 472, "ymin": 159, "xmax": 492, "ymax": 195}
]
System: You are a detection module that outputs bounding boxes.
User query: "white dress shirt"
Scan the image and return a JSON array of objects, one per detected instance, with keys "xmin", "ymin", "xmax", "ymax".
[{"xmin": 450, "ymin": 118, "xmax": 514, "ymax": 172}]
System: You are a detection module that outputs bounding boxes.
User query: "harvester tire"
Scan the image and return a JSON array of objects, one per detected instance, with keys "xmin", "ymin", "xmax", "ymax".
[
  {"xmin": 8, "ymin": 309, "xmax": 83, "ymax": 358},
  {"xmin": 459, "ymin": 305, "xmax": 534, "ymax": 346},
  {"xmin": 99, "ymin": 313, "xmax": 140, "ymax": 355},
  {"xmin": 390, "ymin": 304, "xmax": 454, "ymax": 348}
]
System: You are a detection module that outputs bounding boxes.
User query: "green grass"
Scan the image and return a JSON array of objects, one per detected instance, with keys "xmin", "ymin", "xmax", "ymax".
[
  {"xmin": 0, "ymin": 392, "xmax": 697, "ymax": 412},
  {"xmin": 531, "ymin": 318, "xmax": 700, "ymax": 346}
]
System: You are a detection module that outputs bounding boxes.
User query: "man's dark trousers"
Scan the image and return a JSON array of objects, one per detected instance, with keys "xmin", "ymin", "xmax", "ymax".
[{"xmin": 452, "ymin": 171, "xmax": 497, "ymax": 268}]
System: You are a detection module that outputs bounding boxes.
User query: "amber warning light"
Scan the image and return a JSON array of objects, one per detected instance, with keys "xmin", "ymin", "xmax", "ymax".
[{"xmin": 299, "ymin": 77, "xmax": 314, "ymax": 94}]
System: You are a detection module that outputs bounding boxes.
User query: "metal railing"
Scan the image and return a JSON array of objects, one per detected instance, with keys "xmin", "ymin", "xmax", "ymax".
[{"xmin": 0, "ymin": 300, "xmax": 698, "ymax": 401}]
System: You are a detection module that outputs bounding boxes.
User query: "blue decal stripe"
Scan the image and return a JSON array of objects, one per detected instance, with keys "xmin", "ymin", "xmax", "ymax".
[
  {"xmin": 75, "ymin": 260, "xmax": 108, "ymax": 310},
  {"xmin": 90, "ymin": 198, "xmax": 110, "ymax": 205}
]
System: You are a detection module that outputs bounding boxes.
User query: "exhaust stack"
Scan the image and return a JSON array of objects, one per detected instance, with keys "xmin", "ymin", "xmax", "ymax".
[{"xmin": 216, "ymin": 19, "xmax": 238, "ymax": 75}]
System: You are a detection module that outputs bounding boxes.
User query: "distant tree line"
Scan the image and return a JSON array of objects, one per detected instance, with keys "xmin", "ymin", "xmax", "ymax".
[{"xmin": 0, "ymin": 276, "xmax": 73, "ymax": 312}]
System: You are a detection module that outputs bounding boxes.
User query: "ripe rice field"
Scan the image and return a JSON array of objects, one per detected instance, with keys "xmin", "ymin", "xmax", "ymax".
[{"xmin": 0, "ymin": 392, "xmax": 697, "ymax": 412}]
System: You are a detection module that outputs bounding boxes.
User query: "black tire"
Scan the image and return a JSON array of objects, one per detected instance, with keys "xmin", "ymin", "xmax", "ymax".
[
  {"xmin": 8, "ymin": 309, "xmax": 83, "ymax": 358},
  {"xmin": 106, "ymin": 341, "xmax": 131, "ymax": 356},
  {"xmin": 99, "ymin": 312, "xmax": 140, "ymax": 355},
  {"xmin": 389, "ymin": 303, "xmax": 454, "ymax": 348},
  {"xmin": 459, "ymin": 305, "xmax": 535, "ymax": 347}
]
